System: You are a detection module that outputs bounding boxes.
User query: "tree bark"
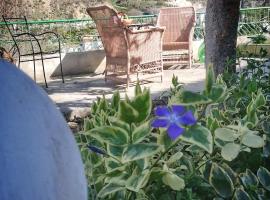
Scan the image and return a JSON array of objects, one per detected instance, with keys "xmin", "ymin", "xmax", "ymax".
[{"xmin": 205, "ymin": 0, "xmax": 241, "ymax": 76}]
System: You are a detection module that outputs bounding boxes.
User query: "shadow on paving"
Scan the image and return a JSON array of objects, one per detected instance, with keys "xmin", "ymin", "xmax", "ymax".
[{"xmin": 45, "ymin": 67, "xmax": 206, "ymax": 120}]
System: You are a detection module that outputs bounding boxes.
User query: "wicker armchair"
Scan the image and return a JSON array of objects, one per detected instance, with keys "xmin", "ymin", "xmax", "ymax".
[
  {"xmin": 157, "ymin": 7, "xmax": 195, "ymax": 68},
  {"xmin": 87, "ymin": 5, "xmax": 165, "ymax": 88}
]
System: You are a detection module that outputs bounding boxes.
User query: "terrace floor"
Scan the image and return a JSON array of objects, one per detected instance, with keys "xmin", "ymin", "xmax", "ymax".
[{"xmin": 45, "ymin": 64, "xmax": 205, "ymax": 121}]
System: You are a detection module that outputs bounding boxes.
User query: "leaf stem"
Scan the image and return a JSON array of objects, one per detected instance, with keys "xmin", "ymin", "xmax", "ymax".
[
  {"xmin": 197, "ymin": 103, "xmax": 210, "ymax": 121},
  {"xmin": 149, "ymin": 137, "xmax": 182, "ymax": 170},
  {"xmin": 195, "ymin": 158, "xmax": 212, "ymax": 171},
  {"xmin": 108, "ymin": 154, "xmax": 123, "ymax": 164}
]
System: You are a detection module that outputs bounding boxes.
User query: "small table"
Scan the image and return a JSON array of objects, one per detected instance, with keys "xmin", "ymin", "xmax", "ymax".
[{"xmin": 127, "ymin": 23, "xmax": 155, "ymax": 30}]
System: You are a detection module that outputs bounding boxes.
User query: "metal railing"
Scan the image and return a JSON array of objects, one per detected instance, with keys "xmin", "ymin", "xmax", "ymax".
[
  {"xmin": 0, "ymin": 15, "xmax": 157, "ymax": 52},
  {"xmin": 194, "ymin": 6, "xmax": 270, "ymax": 39},
  {"xmin": 0, "ymin": 7, "xmax": 269, "ymax": 52},
  {"xmin": 238, "ymin": 7, "xmax": 270, "ymax": 35}
]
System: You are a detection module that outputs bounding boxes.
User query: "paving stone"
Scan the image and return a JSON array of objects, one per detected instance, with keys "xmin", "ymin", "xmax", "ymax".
[{"xmin": 46, "ymin": 65, "xmax": 206, "ymax": 119}]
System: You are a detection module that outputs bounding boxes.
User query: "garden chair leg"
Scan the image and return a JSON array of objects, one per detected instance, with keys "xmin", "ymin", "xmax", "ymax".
[
  {"xmin": 41, "ymin": 58, "xmax": 48, "ymax": 88},
  {"xmin": 59, "ymin": 57, "xmax": 64, "ymax": 83},
  {"xmin": 58, "ymin": 42, "xmax": 64, "ymax": 83},
  {"xmin": 189, "ymin": 49, "xmax": 192, "ymax": 69},
  {"xmin": 33, "ymin": 59, "xmax": 36, "ymax": 82},
  {"xmin": 126, "ymin": 75, "xmax": 130, "ymax": 90}
]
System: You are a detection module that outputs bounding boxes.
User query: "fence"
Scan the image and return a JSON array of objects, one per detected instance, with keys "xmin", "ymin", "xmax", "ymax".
[
  {"xmin": 238, "ymin": 7, "xmax": 270, "ymax": 35},
  {"xmin": 0, "ymin": 7, "xmax": 269, "ymax": 52}
]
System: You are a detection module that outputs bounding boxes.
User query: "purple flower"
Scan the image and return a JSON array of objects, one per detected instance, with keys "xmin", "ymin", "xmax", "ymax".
[
  {"xmin": 88, "ymin": 145, "xmax": 107, "ymax": 156},
  {"xmin": 151, "ymin": 105, "xmax": 196, "ymax": 140}
]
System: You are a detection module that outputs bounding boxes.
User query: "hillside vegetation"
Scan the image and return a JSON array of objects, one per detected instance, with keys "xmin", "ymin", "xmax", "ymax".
[
  {"xmin": 1, "ymin": 0, "xmax": 102, "ymax": 19},
  {"xmin": 0, "ymin": 0, "xmax": 171, "ymax": 19}
]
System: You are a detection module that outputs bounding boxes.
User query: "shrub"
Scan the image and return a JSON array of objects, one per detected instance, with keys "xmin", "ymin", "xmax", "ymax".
[{"xmin": 77, "ymin": 61, "xmax": 270, "ymax": 199}]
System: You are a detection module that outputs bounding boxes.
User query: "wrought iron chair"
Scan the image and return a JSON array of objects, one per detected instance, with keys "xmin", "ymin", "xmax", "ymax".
[
  {"xmin": 87, "ymin": 5, "xmax": 165, "ymax": 88},
  {"xmin": 157, "ymin": 7, "xmax": 196, "ymax": 68},
  {"xmin": 2, "ymin": 16, "xmax": 64, "ymax": 88}
]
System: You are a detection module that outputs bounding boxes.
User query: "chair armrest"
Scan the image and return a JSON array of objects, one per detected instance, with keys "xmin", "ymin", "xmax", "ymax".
[
  {"xmin": 34, "ymin": 31, "xmax": 61, "ymax": 40},
  {"xmin": 189, "ymin": 24, "xmax": 195, "ymax": 50},
  {"xmin": 13, "ymin": 32, "xmax": 41, "ymax": 42},
  {"xmin": 13, "ymin": 31, "xmax": 60, "ymax": 42},
  {"xmin": 12, "ymin": 32, "xmax": 45, "ymax": 52},
  {"xmin": 126, "ymin": 27, "xmax": 165, "ymax": 65}
]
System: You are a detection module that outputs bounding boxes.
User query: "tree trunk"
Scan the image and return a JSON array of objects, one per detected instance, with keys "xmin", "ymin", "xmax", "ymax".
[{"xmin": 205, "ymin": 0, "xmax": 241, "ymax": 76}]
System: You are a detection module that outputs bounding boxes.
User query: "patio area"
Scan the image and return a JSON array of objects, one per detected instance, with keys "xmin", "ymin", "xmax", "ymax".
[
  {"xmin": 1, "ymin": 1, "xmax": 270, "ymax": 199},
  {"xmin": 45, "ymin": 64, "xmax": 205, "ymax": 122}
]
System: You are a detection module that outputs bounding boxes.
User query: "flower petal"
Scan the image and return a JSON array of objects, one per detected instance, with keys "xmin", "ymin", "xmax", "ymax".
[
  {"xmin": 178, "ymin": 111, "xmax": 196, "ymax": 125},
  {"xmin": 151, "ymin": 118, "xmax": 169, "ymax": 128},
  {"xmin": 171, "ymin": 105, "xmax": 185, "ymax": 115},
  {"xmin": 154, "ymin": 106, "xmax": 171, "ymax": 117},
  {"xmin": 167, "ymin": 123, "xmax": 184, "ymax": 140}
]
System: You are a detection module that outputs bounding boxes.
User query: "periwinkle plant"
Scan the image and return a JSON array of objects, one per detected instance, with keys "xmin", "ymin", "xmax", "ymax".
[{"xmin": 78, "ymin": 64, "xmax": 270, "ymax": 200}]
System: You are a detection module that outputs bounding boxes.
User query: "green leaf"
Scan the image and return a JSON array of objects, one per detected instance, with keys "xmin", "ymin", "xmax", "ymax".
[
  {"xmin": 181, "ymin": 125, "xmax": 213, "ymax": 154},
  {"xmin": 206, "ymin": 117, "xmax": 220, "ymax": 133},
  {"xmin": 167, "ymin": 152, "xmax": 183, "ymax": 165},
  {"xmin": 263, "ymin": 142, "xmax": 270, "ymax": 157},
  {"xmin": 208, "ymin": 85, "xmax": 226, "ymax": 102},
  {"xmin": 84, "ymin": 118, "xmax": 93, "ymax": 131},
  {"xmin": 132, "ymin": 121, "xmax": 151, "ymax": 143},
  {"xmin": 181, "ymin": 155, "xmax": 194, "ymax": 174},
  {"xmin": 105, "ymin": 170, "xmax": 129, "ymax": 186},
  {"xmin": 97, "ymin": 96, "xmax": 109, "ymax": 112},
  {"xmin": 240, "ymin": 169, "xmax": 258, "ymax": 189},
  {"xmin": 257, "ymin": 188, "xmax": 267, "ymax": 200},
  {"xmin": 88, "ymin": 126, "xmax": 129, "ymax": 145},
  {"xmin": 172, "ymin": 74, "xmax": 179, "ymax": 87},
  {"xmin": 107, "ymin": 144, "xmax": 125, "ymax": 158},
  {"xmin": 105, "ymin": 158, "xmax": 121, "ymax": 172},
  {"xmin": 109, "ymin": 117, "xmax": 130, "ymax": 133},
  {"xmin": 221, "ymin": 163, "xmax": 237, "ymax": 184},
  {"xmin": 262, "ymin": 121, "xmax": 270, "ymax": 134},
  {"xmin": 91, "ymin": 102, "xmax": 98, "ymax": 114},
  {"xmin": 135, "ymin": 81, "xmax": 142, "ymax": 96},
  {"xmin": 221, "ymin": 143, "xmax": 241, "ymax": 161},
  {"xmin": 130, "ymin": 89, "xmax": 152, "ymax": 123},
  {"xmin": 257, "ymin": 167, "xmax": 270, "ymax": 191},
  {"xmin": 205, "ymin": 64, "xmax": 215, "ymax": 95},
  {"xmin": 122, "ymin": 143, "xmax": 161, "ymax": 163},
  {"xmin": 118, "ymin": 101, "xmax": 139, "ymax": 124},
  {"xmin": 242, "ymin": 133, "xmax": 264, "ymax": 148},
  {"xmin": 215, "ymin": 128, "xmax": 238, "ymax": 142},
  {"xmin": 97, "ymin": 183, "xmax": 125, "ymax": 198},
  {"xmin": 233, "ymin": 188, "xmax": 251, "ymax": 200},
  {"xmin": 247, "ymin": 80, "xmax": 257, "ymax": 93},
  {"xmin": 245, "ymin": 102, "xmax": 258, "ymax": 126},
  {"xmin": 253, "ymin": 91, "xmax": 266, "ymax": 108},
  {"xmin": 162, "ymin": 172, "xmax": 185, "ymax": 191},
  {"xmin": 157, "ymin": 129, "xmax": 173, "ymax": 150},
  {"xmin": 135, "ymin": 158, "xmax": 149, "ymax": 171},
  {"xmin": 186, "ymin": 144, "xmax": 204, "ymax": 152},
  {"xmin": 126, "ymin": 170, "xmax": 150, "ymax": 192},
  {"xmin": 111, "ymin": 91, "xmax": 120, "ymax": 110},
  {"xmin": 177, "ymin": 91, "xmax": 210, "ymax": 105},
  {"xmin": 209, "ymin": 163, "xmax": 234, "ymax": 198},
  {"xmin": 214, "ymin": 138, "xmax": 228, "ymax": 148}
]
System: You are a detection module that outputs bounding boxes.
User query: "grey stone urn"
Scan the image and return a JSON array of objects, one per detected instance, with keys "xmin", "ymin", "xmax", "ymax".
[{"xmin": 0, "ymin": 60, "xmax": 87, "ymax": 200}]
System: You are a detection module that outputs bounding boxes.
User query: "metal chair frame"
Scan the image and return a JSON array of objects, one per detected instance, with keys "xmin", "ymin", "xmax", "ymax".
[{"xmin": 2, "ymin": 16, "xmax": 64, "ymax": 88}]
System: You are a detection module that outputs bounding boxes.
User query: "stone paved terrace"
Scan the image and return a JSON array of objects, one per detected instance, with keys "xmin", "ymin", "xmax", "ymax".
[{"xmin": 45, "ymin": 64, "xmax": 205, "ymax": 121}]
